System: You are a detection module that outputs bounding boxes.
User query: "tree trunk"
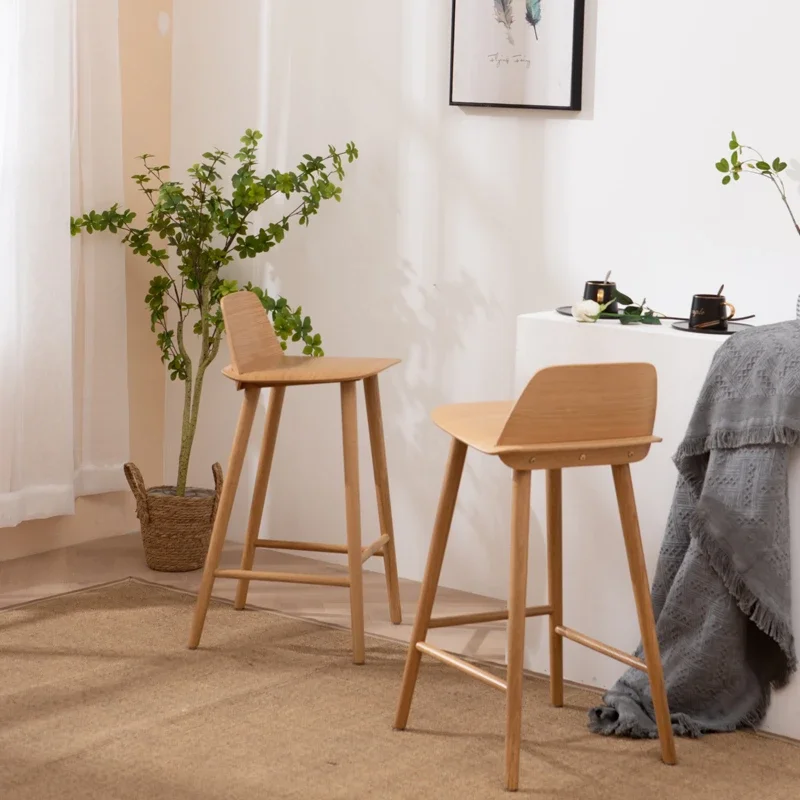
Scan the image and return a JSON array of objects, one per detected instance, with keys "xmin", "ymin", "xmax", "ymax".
[
  {"xmin": 175, "ymin": 284, "xmax": 214, "ymax": 496},
  {"xmin": 176, "ymin": 376, "xmax": 194, "ymax": 495}
]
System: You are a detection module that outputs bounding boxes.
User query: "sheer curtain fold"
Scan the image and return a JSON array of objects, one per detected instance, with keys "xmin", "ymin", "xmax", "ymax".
[{"xmin": 0, "ymin": 0, "xmax": 129, "ymax": 527}]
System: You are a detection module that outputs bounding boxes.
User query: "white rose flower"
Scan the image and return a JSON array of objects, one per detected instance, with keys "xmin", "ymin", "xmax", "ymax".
[{"xmin": 571, "ymin": 299, "xmax": 601, "ymax": 323}]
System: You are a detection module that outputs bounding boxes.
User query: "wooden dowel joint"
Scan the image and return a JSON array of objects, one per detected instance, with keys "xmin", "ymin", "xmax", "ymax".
[
  {"xmin": 555, "ymin": 625, "xmax": 647, "ymax": 672},
  {"xmin": 254, "ymin": 539, "xmax": 349, "ymax": 554},
  {"xmin": 416, "ymin": 642, "xmax": 507, "ymax": 692},
  {"xmin": 428, "ymin": 605, "xmax": 552, "ymax": 629},
  {"xmin": 215, "ymin": 569, "xmax": 350, "ymax": 588},
  {"xmin": 361, "ymin": 534, "xmax": 390, "ymax": 563}
]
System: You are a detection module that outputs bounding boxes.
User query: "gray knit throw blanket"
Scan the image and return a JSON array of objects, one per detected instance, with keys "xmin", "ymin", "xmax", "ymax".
[{"xmin": 590, "ymin": 321, "xmax": 799, "ymax": 738}]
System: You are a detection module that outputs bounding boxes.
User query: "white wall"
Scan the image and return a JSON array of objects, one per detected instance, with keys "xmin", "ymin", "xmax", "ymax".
[
  {"xmin": 169, "ymin": 0, "xmax": 800, "ymax": 600},
  {"xmin": 545, "ymin": 1, "xmax": 800, "ymax": 321}
]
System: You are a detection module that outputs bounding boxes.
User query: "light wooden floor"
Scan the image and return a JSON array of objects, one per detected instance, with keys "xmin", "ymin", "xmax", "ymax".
[{"xmin": 0, "ymin": 533, "xmax": 510, "ymax": 664}]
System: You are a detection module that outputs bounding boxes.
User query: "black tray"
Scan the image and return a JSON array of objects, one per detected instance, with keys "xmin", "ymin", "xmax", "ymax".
[
  {"xmin": 671, "ymin": 320, "xmax": 753, "ymax": 336},
  {"xmin": 557, "ymin": 306, "xmax": 755, "ymax": 333}
]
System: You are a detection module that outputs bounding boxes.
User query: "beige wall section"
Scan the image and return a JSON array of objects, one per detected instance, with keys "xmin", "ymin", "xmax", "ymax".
[
  {"xmin": 0, "ymin": 1, "xmax": 171, "ymax": 562},
  {"xmin": 119, "ymin": 0, "xmax": 170, "ymax": 487}
]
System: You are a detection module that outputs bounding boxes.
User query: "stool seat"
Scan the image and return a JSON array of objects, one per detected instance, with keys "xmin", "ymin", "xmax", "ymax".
[
  {"xmin": 431, "ymin": 401, "xmax": 514, "ymax": 453},
  {"xmin": 223, "ymin": 356, "xmax": 400, "ymax": 387}
]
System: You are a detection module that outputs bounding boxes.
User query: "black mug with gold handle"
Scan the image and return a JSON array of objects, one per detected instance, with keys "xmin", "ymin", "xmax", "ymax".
[
  {"xmin": 583, "ymin": 281, "xmax": 618, "ymax": 314},
  {"xmin": 689, "ymin": 294, "xmax": 736, "ymax": 331}
]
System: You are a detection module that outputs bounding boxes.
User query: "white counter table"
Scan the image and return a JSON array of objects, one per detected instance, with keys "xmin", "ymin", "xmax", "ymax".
[{"xmin": 514, "ymin": 311, "xmax": 800, "ymax": 740}]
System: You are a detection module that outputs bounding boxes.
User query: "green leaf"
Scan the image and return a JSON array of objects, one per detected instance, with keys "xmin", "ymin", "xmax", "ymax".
[
  {"xmin": 715, "ymin": 158, "xmax": 730, "ymax": 173},
  {"xmin": 733, "ymin": 172, "xmax": 740, "ymax": 181},
  {"xmin": 612, "ymin": 291, "xmax": 634, "ymax": 306},
  {"xmin": 731, "ymin": 150, "xmax": 739, "ymax": 165},
  {"xmin": 777, "ymin": 161, "xmax": 788, "ymax": 172},
  {"xmin": 722, "ymin": 175, "xmax": 731, "ymax": 185},
  {"xmin": 729, "ymin": 139, "xmax": 738, "ymax": 150},
  {"xmin": 756, "ymin": 161, "xmax": 771, "ymax": 171}
]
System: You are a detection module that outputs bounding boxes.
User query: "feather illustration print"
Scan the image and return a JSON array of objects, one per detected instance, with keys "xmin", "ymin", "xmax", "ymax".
[
  {"xmin": 493, "ymin": 0, "xmax": 514, "ymax": 44},
  {"xmin": 525, "ymin": 0, "xmax": 542, "ymax": 40}
]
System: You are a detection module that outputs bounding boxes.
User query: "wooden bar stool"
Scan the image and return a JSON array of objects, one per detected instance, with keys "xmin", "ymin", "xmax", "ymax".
[
  {"xmin": 394, "ymin": 363, "xmax": 677, "ymax": 791},
  {"xmin": 188, "ymin": 290, "xmax": 402, "ymax": 664}
]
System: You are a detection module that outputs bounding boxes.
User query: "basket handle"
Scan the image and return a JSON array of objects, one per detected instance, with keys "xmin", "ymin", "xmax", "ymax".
[
  {"xmin": 124, "ymin": 462, "xmax": 150, "ymax": 526},
  {"xmin": 210, "ymin": 462, "xmax": 224, "ymax": 522}
]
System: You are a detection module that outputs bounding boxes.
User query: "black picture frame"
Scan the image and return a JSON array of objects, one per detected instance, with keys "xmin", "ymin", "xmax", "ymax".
[{"xmin": 449, "ymin": 0, "xmax": 586, "ymax": 111}]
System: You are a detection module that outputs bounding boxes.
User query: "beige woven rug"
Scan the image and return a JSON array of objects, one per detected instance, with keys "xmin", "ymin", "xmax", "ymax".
[{"xmin": 0, "ymin": 579, "xmax": 798, "ymax": 799}]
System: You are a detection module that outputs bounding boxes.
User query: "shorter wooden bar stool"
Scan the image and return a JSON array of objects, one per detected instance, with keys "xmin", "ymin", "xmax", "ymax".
[
  {"xmin": 188, "ymin": 290, "xmax": 402, "ymax": 664},
  {"xmin": 394, "ymin": 363, "xmax": 677, "ymax": 791}
]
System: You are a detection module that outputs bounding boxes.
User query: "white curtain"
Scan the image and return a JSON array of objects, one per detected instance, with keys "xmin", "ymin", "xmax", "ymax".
[{"xmin": 0, "ymin": 0, "xmax": 129, "ymax": 527}]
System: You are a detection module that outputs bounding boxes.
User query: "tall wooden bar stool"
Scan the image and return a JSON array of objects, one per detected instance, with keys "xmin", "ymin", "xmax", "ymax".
[
  {"xmin": 394, "ymin": 363, "xmax": 677, "ymax": 791},
  {"xmin": 188, "ymin": 290, "xmax": 402, "ymax": 664}
]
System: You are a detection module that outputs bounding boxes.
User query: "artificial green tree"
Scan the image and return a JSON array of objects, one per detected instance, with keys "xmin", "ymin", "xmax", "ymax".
[{"xmin": 72, "ymin": 129, "xmax": 358, "ymax": 494}]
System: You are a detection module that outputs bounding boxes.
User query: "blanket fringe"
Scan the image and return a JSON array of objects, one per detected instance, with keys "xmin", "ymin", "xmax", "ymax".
[
  {"xmin": 691, "ymin": 515, "xmax": 797, "ymax": 680},
  {"xmin": 588, "ymin": 699, "xmax": 771, "ymax": 738},
  {"xmin": 675, "ymin": 423, "xmax": 798, "ymax": 671},
  {"xmin": 673, "ymin": 421, "xmax": 799, "ymax": 678},
  {"xmin": 675, "ymin": 425, "xmax": 800, "ymax": 463}
]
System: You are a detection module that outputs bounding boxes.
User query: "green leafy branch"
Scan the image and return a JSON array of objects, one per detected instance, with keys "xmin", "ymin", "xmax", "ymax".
[{"xmin": 716, "ymin": 131, "xmax": 799, "ymax": 236}]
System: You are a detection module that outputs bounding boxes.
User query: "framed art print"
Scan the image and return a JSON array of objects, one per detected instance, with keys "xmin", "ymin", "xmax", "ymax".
[{"xmin": 449, "ymin": 0, "xmax": 586, "ymax": 111}]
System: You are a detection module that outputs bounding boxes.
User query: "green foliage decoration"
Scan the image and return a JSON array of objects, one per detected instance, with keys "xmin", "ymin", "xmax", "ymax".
[
  {"xmin": 72, "ymin": 129, "xmax": 359, "ymax": 494},
  {"xmin": 716, "ymin": 131, "xmax": 798, "ymax": 235}
]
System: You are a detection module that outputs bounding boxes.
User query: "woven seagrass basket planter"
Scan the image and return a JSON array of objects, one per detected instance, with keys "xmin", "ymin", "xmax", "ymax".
[{"xmin": 124, "ymin": 462, "xmax": 223, "ymax": 572}]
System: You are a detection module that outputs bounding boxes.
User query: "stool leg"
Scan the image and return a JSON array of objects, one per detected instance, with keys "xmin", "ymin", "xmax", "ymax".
[
  {"xmin": 612, "ymin": 463, "xmax": 677, "ymax": 766},
  {"xmin": 395, "ymin": 438, "xmax": 468, "ymax": 730},
  {"xmin": 547, "ymin": 469, "xmax": 564, "ymax": 707},
  {"xmin": 189, "ymin": 386, "xmax": 261, "ymax": 649},
  {"xmin": 363, "ymin": 375, "xmax": 402, "ymax": 625},
  {"xmin": 234, "ymin": 386, "xmax": 286, "ymax": 610},
  {"xmin": 341, "ymin": 380, "xmax": 366, "ymax": 665},
  {"xmin": 505, "ymin": 469, "xmax": 531, "ymax": 792}
]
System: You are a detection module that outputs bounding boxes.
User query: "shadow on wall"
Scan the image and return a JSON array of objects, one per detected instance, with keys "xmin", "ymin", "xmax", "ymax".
[
  {"xmin": 254, "ymin": 0, "xmax": 552, "ymax": 600},
  {"xmin": 166, "ymin": 0, "xmax": 605, "ymax": 601}
]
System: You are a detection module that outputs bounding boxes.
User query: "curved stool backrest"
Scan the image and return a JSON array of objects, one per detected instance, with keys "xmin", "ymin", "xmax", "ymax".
[
  {"xmin": 498, "ymin": 362, "xmax": 657, "ymax": 448},
  {"xmin": 221, "ymin": 291, "xmax": 284, "ymax": 374}
]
